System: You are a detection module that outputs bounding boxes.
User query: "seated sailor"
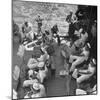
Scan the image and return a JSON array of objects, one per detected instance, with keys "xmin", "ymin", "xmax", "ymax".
[
  {"xmin": 72, "ymin": 58, "xmax": 96, "ymax": 84},
  {"xmin": 69, "ymin": 43, "xmax": 90, "ymax": 72}
]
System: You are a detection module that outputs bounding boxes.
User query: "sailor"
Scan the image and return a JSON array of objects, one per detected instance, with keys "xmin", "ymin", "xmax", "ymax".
[
  {"xmin": 36, "ymin": 16, "xmax": 43, "ymax": 35},
  {"xmin": 72, "ymin": 58, "xmax": 96, "ymax": 84},
  {"xmin": 37, "ymin": 62, "xmax": 48, "ymax": 83},
  {"xmin": 24, "ymin": 82, "xmax": 46, "ymax": 98},
  {"xmin": 27, "ymin": 54, "xmax": 38, "ymax": 69},
  {"xmin": 69, "ymin": 43, "xmax": 90, "ymax": 72}
]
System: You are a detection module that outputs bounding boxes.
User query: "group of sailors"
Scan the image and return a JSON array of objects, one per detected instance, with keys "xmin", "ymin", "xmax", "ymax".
[
  {"xmin": 13, "ymin": 11, "xmax": 97, "ymax": 99},
  {"xmin": 14, "ymin": 41, "xmax": 50, "ymax": 98}
]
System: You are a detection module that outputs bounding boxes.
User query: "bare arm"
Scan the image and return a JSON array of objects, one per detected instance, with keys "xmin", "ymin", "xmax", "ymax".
[
  {"xmin": 79, "ymin": 67, "xmax": 95, "ymax": 75},
  {"xmin": 79, "ymin": 70, "xmax": 91, "ymax": 74}
]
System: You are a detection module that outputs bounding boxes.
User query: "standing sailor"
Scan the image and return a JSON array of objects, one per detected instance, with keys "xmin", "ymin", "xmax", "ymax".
[{"xmin": 36, "ymin": 16, "xmax": 43, "ymax": 35}]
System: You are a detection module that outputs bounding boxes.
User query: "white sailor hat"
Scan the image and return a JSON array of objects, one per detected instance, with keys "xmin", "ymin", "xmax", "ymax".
[
  {"xmin": 32, "ymin": 82, "xmax": 40, "ymax": 90},
  {"xmin": 38, "ymin": 35, "xmax": 42, "ymax": 39},
  {"xmin": 91, "ymin": 58, "xmax": 96, "ymax": 65},
  {"xmin": 38, "ymin": 62, "xmax": 44, "ymax": 68},
  {"xmin": 28, "ymin": 70, "xmax": 33, "ymax": 76},
  {"xmin": 37, "ymin": 55, "xmax": 44, "ymax": 62},
  {"xmin": 86, "ymin": 43, "xmax": 91, "ymax": 49},
  {"xmin": 61, "ymin": 40, "xmax": 66, "ymax": 44}
]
